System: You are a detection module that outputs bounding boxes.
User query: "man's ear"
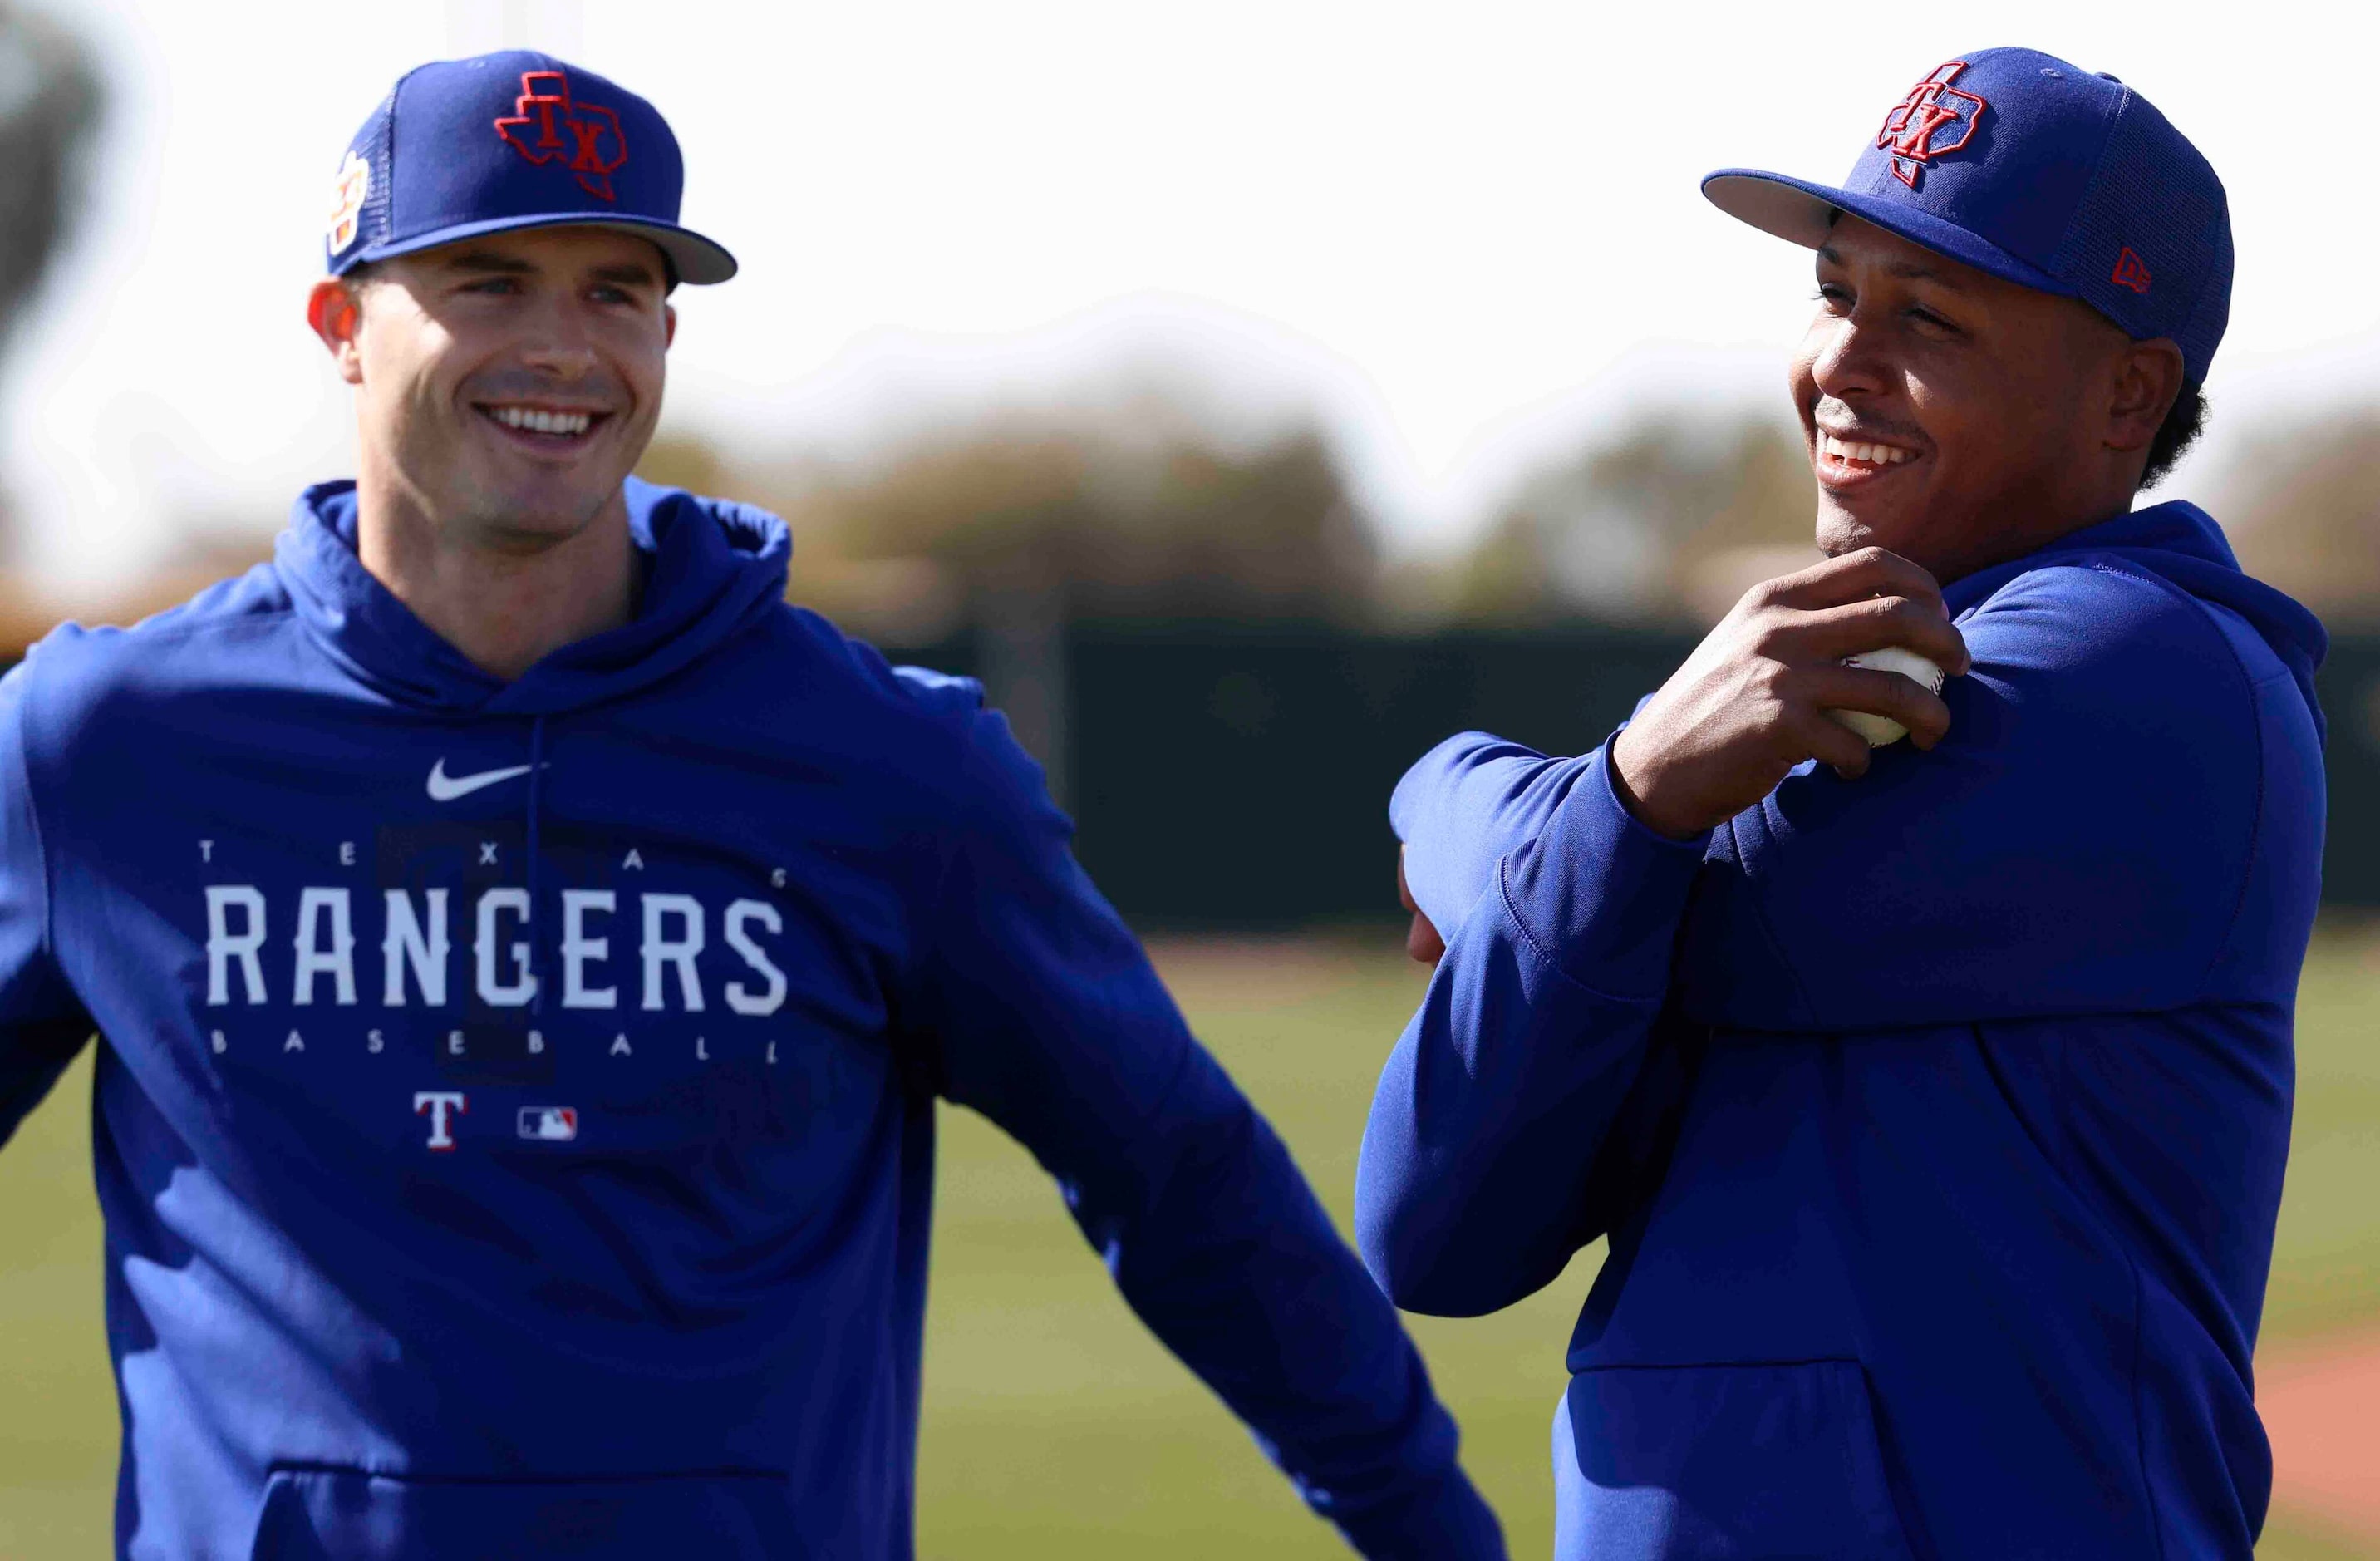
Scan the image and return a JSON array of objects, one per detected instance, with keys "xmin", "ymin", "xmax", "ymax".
[
  {"xmin": 2105, "ymin": 337, "xmax": 2186, "ymax": 455},
  {"xmin": 306, "ymin": 276, "xmax": 369, "ymax": 386},
  {"xmin": 663, "ymin": 301, "xmax": 676, "ymax": 350}
]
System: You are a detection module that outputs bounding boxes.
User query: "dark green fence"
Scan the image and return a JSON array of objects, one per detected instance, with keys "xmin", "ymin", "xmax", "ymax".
[{"xmin": 893, "ymin": 621, "xmax": 2380, "ymax": 927}]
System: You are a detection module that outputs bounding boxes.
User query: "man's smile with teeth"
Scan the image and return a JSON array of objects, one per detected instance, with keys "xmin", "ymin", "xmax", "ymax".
[
  {"xmin": 1819, "ymin": 433, "xmax": 1916, "ymax": 468},
  {"xmin": 481, "ymin": 403, "xmax": 601, "ymax": 437}
]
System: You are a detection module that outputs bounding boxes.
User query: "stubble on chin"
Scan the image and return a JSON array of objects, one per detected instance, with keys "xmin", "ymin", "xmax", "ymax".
[
  {"xmin": 465, "ymin": 485, "xmax": 622, "ymax": 557},
  {"xmin": 1813, "ymin": 503, "xmax": 1876, "ymax": 560}
]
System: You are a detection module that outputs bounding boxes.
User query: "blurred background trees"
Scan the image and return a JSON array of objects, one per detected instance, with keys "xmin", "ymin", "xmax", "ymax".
[
  {"xmin": 642, "ymin": 409, "xmax": 1378, "ymax": 639},
  {"xmin": 642, "ymin": 402, "xmax": 1825, "ymax": 650},
  {"xmin": 639, "ymin": 391, "xmax": 2380, "ymax": 653},
  {"xmin": 0, "ymin": 3, "xmax": 99, "ymax": 362},
  {"xmin": 0, "ymin": 2, "xmax": 100, "ymax": 646},
  {"xmin": 1451, "ymin": 414, "xmax": 1817, "ymax": 626},
  {"xmin": 2217, "ymin": 409, "xmax": 2380, "ymax": 628}
]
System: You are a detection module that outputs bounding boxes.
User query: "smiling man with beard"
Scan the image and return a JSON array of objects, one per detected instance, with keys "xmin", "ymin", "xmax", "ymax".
[
  {"xmin": 1362, "ymin": 48, "xmax": 2326, "ymax": 1560},
  {"xmin": 0, "ymin": 52, "xmax": 1502, "ymax": 1561}
]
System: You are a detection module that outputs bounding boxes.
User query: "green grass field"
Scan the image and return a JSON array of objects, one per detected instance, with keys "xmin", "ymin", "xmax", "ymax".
[{"xmin": 3, "ymin": 929, "xmax": 2376, "ymax": 1558}]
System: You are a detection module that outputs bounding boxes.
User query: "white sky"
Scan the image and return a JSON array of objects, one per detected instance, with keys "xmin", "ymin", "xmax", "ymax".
[{"xmin": 8, "ymin": 0, "xmax": 2378, "ymax": 585}]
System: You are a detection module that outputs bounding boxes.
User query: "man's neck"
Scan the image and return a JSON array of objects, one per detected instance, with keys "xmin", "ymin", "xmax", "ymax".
[
  {"xmin": 1916, "ymin": 465, "xmax": 2147, "ymax": 588},
  {"xmin": 355, "ymin": 476, "xmax": 641, "ymax": 682}
]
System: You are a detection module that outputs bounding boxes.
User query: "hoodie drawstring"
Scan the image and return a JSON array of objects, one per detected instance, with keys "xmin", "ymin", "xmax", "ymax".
[{"xmin": 528, "ymin": 715, "xmax": 548, "ymax": 1020}]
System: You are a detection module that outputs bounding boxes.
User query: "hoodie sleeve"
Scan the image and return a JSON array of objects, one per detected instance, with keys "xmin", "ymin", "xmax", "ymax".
[
  {"xmin": 1354, "ymin": 554, "xmax": 2324, "ymax": 1317},
  {"xmin": 1676, "ymin": 556, "xmax": 2316, "ymax": 1030},
  {"xmin": 0, "ymin": 662, "xmax": 94, "ymax": 1148},
  {"xmin": 1356, "ymin": 733, "xmax": 1709, "ymax": 1317},
  {"xmin": 904, "ymin": 702, "xmax": 1504, "ymax": 1561}
]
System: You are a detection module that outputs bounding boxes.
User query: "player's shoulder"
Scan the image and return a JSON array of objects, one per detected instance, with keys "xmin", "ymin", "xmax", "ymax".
[
  {"xmin": 1963, "ymin": 547, "xmax": 2261, "ymax": 700},
  {"xmin": 27, "ymin": 559, "xmax": 294, "ymax": 664},
  {"xmin": 7, "ymin": 562, "xmax": 296, "ymax": 735},
  {"xmin": 760, "ymin": 603, "xmax": 985, "ymax": 726},
  {"xmin": 1972, "ymin": 546, "xmax": 2210, "ymax": 633},
  {"xmin": 758, "ymin": 605, "xmax": 1048, "ymax": 814},
  {"xmin": 1954, "ymin": 532, "xmax": 2326, "ymax": 789}
]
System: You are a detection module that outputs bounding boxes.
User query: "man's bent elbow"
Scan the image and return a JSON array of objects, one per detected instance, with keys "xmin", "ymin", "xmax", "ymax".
[{"xmin": 1355, "ymin": 1185, "xmax": 1538, "ymax": 1319}]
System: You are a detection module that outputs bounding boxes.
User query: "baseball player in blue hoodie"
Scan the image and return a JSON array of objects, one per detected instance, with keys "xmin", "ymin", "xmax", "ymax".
[
  {"xmin": 1363, "ymin": 49, "xmax": 2324, "ymax": 1559},
  {"xmin": 0, "ymin": 54, "xmax": 1504, "ymax": 1560}
]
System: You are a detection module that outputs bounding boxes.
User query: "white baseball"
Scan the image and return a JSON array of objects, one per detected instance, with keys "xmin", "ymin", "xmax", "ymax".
[{"xmin": 1827, "ymin": 646, "xmax": 1945, "ymax": 748}]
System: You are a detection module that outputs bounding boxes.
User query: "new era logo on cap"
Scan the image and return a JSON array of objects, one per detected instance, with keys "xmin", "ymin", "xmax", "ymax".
[
  {"xmin": 323, "ymin": 50, "xmax": 735, "ymax": 286},
  {"xmin": 1701, "ymin": 47, "xmax": 2233, "ymax": 385}
]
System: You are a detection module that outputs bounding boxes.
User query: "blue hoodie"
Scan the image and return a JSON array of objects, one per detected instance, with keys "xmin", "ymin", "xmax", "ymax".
[
  {"xmin": 0, "ymin": 480, "xmax": 1502, "ymax": 1560},
  {"xmin": 1359, "ymin": 502, "xmax": 2326, "ymax": 1559}
]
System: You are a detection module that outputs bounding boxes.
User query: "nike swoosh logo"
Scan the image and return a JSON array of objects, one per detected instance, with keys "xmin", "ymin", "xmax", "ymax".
[{"xmin": 427, "ymin": 759, "xmax": 538, "ymax": 802}]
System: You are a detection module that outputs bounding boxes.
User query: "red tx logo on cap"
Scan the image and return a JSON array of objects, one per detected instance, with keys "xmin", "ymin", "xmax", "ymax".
[
  {"xmin": 494, "ymin": 71, "xmax": 629, "ymax": 202},
  {"xmin": 1877, "ymin": 62, "xmax": 1988, "ymax": 190}
]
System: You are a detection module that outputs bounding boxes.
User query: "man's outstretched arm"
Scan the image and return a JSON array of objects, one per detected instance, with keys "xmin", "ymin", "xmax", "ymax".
[
  {"xmin": 1360, "ymin": 736, "xmax": 1708, "ymax": 1317},
  {"xmin": 903, "ymin": 697, "xmax": 1504, "ymax": 1561},
  {"xmin": 0, "ymin": 662, "xmax": 92, "ymax": 1150}
]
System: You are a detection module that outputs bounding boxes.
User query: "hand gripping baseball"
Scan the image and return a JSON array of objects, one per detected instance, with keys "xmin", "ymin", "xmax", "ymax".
[{"xmin": 1610, "ymin": 547, "xmax": 1970, "ymax": 840}]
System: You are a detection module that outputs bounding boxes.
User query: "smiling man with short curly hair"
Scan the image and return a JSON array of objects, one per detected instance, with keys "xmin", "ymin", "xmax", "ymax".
[{"xmin": 1368, "ymin": 48, "xmax": 2326, "ymax": 1559}]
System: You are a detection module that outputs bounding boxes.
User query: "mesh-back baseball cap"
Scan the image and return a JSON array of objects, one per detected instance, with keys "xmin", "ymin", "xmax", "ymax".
[
  {"xmin": 325, "ymin": 51, "xmax": 735, "ymax": 287},
  {"xmin": 1702, "ymin": 48, "xmax": 2229, "ymax": 384}
]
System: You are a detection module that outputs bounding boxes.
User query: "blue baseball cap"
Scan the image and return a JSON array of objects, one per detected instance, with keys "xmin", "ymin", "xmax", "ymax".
[
  {"xmin": 325, "ymin": 51, "xmax": 735, "ymax": 288},
  {"xmin": 1703, "ymin": 48, "xmax": 2230, "ymax": 384}
]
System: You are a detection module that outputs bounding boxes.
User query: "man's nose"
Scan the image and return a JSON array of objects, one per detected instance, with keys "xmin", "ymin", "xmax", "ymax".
[
  {"xmin": 519, "ymin": 338, "xmax": 599, "ymax": 379},
  {"xmin": 1808, "ymin": 314, "xmax": 1888, "ymax": 401}
]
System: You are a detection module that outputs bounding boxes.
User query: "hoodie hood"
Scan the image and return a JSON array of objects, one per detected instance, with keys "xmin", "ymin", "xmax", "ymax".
[
  {"xmin": 1945, "ymin": 500, "xmax": 2329, "ymax": 746},
  {"xmin": 275, "ymin": 476, "xmax": 792, "ymax": 716}
]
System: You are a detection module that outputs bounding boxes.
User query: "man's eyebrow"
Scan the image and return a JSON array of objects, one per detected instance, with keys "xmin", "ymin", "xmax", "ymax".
[
  {"xmin": 1886, "ymin": 257, "xmax": 1962, "ymax": 285},
  {"xmin": 588, "ymin": 260, "xmax": 663, "ymax": 288},
  {"xmin": 1815, "ymin": 243, "xmax": 1965, "ymax": 287},
  {"xmin": 436, "ymin": 250, "xmax": 537, "ymax": 275}
]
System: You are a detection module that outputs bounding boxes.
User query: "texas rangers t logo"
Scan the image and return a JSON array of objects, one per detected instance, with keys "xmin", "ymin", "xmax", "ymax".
[
  {"xmin": 415, "ymin": 1091, "xmax": 466, "ymax": 1150},
  {"xmin": 1876, "ymin": 62, "xmax": 1987, "ymax": 190},
  {"xmin": 494, "ymin": 70, "xmax": 628, "ymax": 201}
]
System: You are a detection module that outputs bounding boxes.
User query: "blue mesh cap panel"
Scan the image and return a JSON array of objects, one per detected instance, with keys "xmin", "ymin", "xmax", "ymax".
[
  {"xmin": 2172, "ymin": 217, "xmax": 2235, "ymax": 387},
  {"xmin": 2051, "ymin": 86, "xmax": 2232, "ymax": 380}
]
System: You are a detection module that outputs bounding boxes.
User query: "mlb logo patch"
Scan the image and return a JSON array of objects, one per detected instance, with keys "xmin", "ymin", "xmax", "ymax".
[{"xmin": 518, "ymin": 1106, "xmax": 579, "ymax": 1142}]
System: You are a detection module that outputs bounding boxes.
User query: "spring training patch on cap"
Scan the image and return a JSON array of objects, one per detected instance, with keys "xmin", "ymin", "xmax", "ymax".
[
  {"xmin": 494, "ymin": 69, "xmax": 628, "ymax": 203},
  {"xmin": 327, "ymin": 151, "xmax": 370, "ymax": 251},
  {"xmin": 1876, "ymin": 62, "xmax": 1988, "ymax": 190}
]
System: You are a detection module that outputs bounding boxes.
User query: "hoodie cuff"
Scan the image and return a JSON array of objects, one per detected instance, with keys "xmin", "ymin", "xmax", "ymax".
[
  {"xmin": 1330, "ymin": 1464, "xmax": 1507, "ymax": 1560},
  {"xmin": 1497, "ymin": 741, "xmax": 1709, "ymax": 1002}
]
